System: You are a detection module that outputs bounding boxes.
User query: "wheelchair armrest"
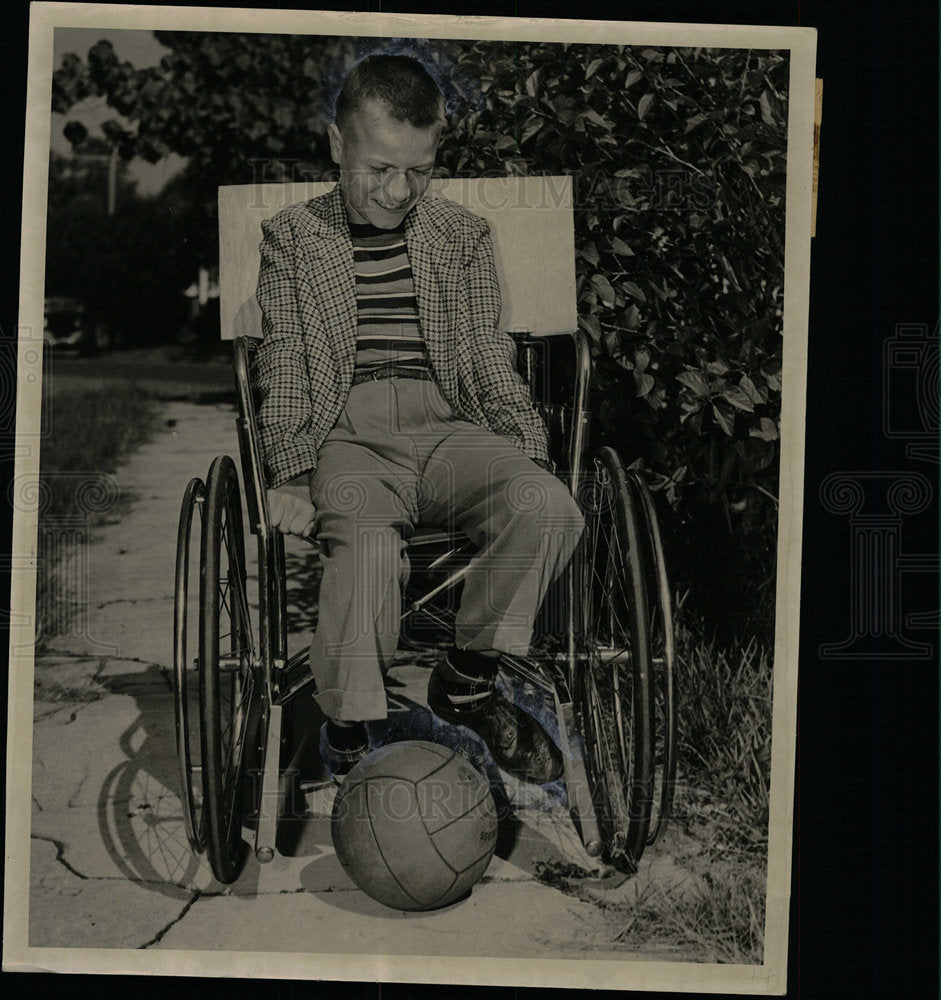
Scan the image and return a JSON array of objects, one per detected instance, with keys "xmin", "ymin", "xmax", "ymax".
[
  {"xmin": 233, "ymin": 336, "xmax": 269, "ymax": 538},
  {"xmin": 510, "ymin": 330, "xmax": 591, "ymax": 493}
]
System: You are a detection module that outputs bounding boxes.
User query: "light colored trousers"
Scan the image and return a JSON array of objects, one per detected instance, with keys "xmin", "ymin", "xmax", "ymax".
[{"xmin": 309, "ymin": 377, "xmax": 584, "ymax": 721}]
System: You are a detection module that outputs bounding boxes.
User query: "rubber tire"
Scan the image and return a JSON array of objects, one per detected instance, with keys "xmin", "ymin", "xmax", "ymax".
[
  {"xmin": 626, "ymin": 470, "xmax": 678, "ymax": 848},
  {"xmin": 573, "ymin": 446, "xmax": 655, "ymax": 872},
  {"xmin": 199, "ymin": 455, "xmax": 257, "ymax": 884}
]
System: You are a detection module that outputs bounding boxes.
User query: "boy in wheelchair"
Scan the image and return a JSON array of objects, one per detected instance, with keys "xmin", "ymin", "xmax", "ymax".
[{"xmin": 253, "ymin": 54, "xmax": 584, "ymax": 785}]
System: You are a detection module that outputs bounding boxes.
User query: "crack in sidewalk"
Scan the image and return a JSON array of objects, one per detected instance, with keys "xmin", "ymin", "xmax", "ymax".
[
  {"xmin": 31, "ymin": 833, "xmax": 89, "ymax": 881},
  {"xmin": 139, "ymin": 890, "xmax": 202, "ymax": 948},
  {"xmin": 95, "ymin": 595, "xmax": 173, "ymax": 610},
  {"xmin": 28, "ymin": 832, "xmax": 564, "ymax": 915},
  {"xmin": 36, "ymin": 650, "xmax": 163, "ymax": 667},
  {"xmin": 31, "ymin": 833, "xmax": 199, "ymax": 893},
  {"xmin": 66, "ymin": 767, "xmax": 92, "ymax": 808},
  {"xmin": 33, "ymin": 702, "xmax": 89, "ymax": 724}
]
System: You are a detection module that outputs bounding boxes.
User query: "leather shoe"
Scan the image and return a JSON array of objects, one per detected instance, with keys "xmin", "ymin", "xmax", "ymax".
[{"xmin": 427, "ymin": 670, "xmax": 563, "ymax": 784}]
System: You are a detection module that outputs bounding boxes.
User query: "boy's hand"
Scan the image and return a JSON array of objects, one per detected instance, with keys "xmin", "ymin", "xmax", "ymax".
[{"xmin": 267, "ymin": 483, "xmax": 316, "ymax": 539}]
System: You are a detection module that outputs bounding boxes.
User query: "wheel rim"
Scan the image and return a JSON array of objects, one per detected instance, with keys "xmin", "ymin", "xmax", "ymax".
[
  {"xmin": 575, "ymin": 447, "xmax": 655, "ymax": 871},
  {"xmin": 199, "ymin": 455, "xmax": 258, "ymax": 883},
  {"xmin": 173, "ymin": 477, "xmax": 206, "ymax": 854}
]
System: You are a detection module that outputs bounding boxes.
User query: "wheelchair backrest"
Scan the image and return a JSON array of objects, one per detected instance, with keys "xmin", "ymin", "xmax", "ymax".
[{"xmin": 217, "ymin": 176, "xmax": 577, "ymax": 343}]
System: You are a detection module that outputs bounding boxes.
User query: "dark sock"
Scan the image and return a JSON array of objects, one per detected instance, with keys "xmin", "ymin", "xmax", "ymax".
[
  {"xmin": 326, "ymin": 719, "xmax": 368, "ymax": 752},
  {"xmin": 436, "ymin": 648, "xmax": 499, "ymax": 708}
]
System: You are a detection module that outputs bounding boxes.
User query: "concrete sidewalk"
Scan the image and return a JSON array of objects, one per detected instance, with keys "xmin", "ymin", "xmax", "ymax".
[{"xmin": 26, "ymin": 393, "xmax": 695, "ymax": 970}]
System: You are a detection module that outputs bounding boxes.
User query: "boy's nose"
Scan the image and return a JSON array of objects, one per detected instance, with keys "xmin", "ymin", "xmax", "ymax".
[{"xmin": 384, "ymin": 171, "xmax": 410, "ymax": 206}]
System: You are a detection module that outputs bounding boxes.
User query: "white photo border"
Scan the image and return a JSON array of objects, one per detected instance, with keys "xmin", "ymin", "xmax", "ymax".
[{"xmin": 6, "ymin": 4, "xmax": 816, "ymax": 993}]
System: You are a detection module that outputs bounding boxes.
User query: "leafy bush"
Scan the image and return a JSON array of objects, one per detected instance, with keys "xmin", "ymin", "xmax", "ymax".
[{"xmin": 434, "ymin": 41, "xmax": 787, "ymax": 625}]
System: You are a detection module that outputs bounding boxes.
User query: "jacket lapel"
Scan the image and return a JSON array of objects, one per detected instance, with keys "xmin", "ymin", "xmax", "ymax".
[
  {"xmin": 406, "ymin": 197, "xmax": 459, "ymax": 377},
  {"xmin": 296, "ymin": 186, "xmax": 357, "ymax": 385}
]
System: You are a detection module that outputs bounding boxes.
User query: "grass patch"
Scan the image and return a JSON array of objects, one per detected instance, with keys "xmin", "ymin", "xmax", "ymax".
[
  {"xmin": 612, "ymin": 864, "xmax": 766, "ymax": 964},
  {"xmin": 39, "ymin": 383, "xmax": 156, "ymax": 515},
  {"xmin": 674, "ymin": 625, "xmax": 773, "ymax": 856},
  {"xmin": 33, "ymin": 675, "xmax": 106, "ymax": 705},
  {"xmin": 535, "ymin": 613, "xmax": 773, "ymax": 964},
  {"xmin": 35, "ymin": 383, "xmax": 156, "ymax": 648},
  {"xmin": 658, "ymin": 620, "xmax": 772, "ymax": 962}
]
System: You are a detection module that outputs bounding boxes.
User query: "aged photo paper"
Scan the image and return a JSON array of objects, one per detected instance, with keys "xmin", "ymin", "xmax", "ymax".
[{"xmin": 6, "ymin": 3, "xmax": 816, "ymax": 993}]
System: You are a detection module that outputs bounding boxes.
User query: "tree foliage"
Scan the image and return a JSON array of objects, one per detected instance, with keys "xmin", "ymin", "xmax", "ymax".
[
  {"xmin": 52, "ymin": 33, "xmax": 356, "ymax": 195},
  {"xmin": 49, "ymin": 33, "xmax": 355, "ymax": 342}
]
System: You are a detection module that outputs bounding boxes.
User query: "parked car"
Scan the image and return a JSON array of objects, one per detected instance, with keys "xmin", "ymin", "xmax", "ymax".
[{"xmin": 43, "ymin": 296, "xmax": 113, "ymax": 353}]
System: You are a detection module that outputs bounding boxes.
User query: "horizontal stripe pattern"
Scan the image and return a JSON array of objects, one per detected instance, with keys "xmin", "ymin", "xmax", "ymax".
[{"xmin": 350, "ymin": 220, "xmax": 430, "ymax": 375}]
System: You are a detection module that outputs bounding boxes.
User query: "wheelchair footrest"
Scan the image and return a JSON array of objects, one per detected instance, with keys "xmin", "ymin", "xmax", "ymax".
[
  {"xmin": 254, "ymin": 703, "xmax": 284, "ymax": 863},
  {"xmin": 552, "ymin": 689, "xmax": 603, "ymax": 859}
]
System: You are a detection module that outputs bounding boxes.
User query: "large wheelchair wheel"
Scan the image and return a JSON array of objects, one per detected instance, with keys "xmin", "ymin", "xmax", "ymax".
[
  {"xmin": 173, "ymin": 476, "xmax": 206, "ymax": 855},
  {"xmin": 199, "ymin": 455, "xmax": 260, "ymax": 883},
  {"xmin": 627, "ymin": 470, "xmax": 678, "ymax": 847},
  {"xmin": 573, "ymin": 446, "xmax": 655, "ymax": 873}
]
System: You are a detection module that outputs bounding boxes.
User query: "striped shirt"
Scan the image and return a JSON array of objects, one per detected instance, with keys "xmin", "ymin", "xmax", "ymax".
[{"xmin": 349, "ymin": 220, "xmax": 430, "ymax": 377}]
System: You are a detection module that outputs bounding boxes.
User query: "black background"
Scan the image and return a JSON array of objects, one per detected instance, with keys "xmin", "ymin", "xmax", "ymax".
[{"xmin": 2, "ymin": 1, "xmax": 937, "ymax": 997}]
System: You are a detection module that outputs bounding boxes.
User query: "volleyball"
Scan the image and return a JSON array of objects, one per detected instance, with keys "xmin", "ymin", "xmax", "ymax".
[{"xmin": 331, "ymin": 740, "xmax": 498, "ymax": 911}]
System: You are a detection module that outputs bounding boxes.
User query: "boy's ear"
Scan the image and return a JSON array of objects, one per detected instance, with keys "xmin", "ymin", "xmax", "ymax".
[{"xmin": 327, "ymin": 122, "xmax": 343, "ymax": 165}]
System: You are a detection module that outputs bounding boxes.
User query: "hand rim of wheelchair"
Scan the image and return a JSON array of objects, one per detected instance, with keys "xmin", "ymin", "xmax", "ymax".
[
  {"xmin": 172, "ymin": 475, "xmax": 207, "ymax": 855},
  {"xmin": 198, "ymin": 454, "xmax": 262, "ymax": 884}
]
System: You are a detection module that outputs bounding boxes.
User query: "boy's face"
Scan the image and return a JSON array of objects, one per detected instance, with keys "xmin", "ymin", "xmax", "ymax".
[{"xmin": 328, "ymin": 97, "xmax": 441, "ymax": 229}]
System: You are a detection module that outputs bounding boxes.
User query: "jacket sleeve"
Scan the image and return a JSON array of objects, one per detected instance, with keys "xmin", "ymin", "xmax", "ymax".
[
  {"xmin": 462, "ymin": 222, "xmax": 551, "ymax": 464},
  {"xmin": 251, "ymin": 211, "xmax": 319, "ymax": 488}
]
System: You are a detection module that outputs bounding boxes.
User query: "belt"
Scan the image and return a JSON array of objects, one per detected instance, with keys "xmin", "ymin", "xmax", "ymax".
[{"xmin": 351, "ymin": 366, "xmax": 435, "ymax": 386}]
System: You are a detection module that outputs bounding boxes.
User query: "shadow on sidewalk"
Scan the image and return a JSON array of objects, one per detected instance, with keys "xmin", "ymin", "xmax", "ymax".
[
  {"xmin": 91, "ymin": 662, "xmax": 581, "ymax": 904},
  {"xmin": 93, "ymin": 664, "xmax": 264, "ymax": 898}
]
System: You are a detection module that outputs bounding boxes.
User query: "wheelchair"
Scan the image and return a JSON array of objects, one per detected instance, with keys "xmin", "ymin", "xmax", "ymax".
[{"xmin": 172, "ymin": 179, "xmax": 677, "ymax": 886}]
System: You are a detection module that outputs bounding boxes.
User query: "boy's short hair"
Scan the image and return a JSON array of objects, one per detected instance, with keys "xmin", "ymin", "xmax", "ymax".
[{"xmin": 334, "ymin": 53, "xmax": 446, "ymax": 131}]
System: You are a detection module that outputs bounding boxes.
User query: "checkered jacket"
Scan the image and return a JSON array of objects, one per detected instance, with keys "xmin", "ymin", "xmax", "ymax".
[{"xmin": 252, "ymin": 184, "xmax": 551, "ymax": 488}]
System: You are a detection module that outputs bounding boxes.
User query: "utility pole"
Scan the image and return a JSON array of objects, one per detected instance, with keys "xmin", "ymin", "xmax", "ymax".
[
  {"xmin": 107, "ymin": 145, "xmax": 118, "ymax": 216},
  {"xmin": 69, "ymin": 148, "xmax": 120, "ymax": 215}
]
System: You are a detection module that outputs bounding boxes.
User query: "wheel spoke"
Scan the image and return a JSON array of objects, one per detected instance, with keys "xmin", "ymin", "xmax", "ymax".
[
  {"xmin": 218, "ymin": 508, "xmax": 255, "ymax": 656},
  {"xmin": 223, "ymin": 506, "xmax": 256, "ymax": 652},
  {"xmin": 219, "ymin": 668, "xmax": 253, "ymax": 750},
  {"xmin": 222, "ymin": 673, "xmax": 254, "ymax": 839}
]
